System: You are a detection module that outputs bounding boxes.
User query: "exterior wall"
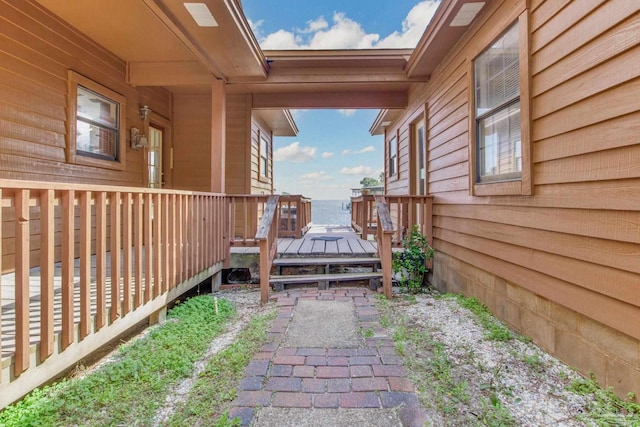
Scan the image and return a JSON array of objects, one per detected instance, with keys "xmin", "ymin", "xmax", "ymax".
[
  {"xmin": 390, "ymin": 0, "xmax": 640, "ymax": 396},
  {"xmin": 0, "ymin": 0, "xmax": 171, "ymax": 271},
  {"xmin": 225, "ymin": 94, "xmax": 251, "ymax": 194},
  {"xmin": 250, "ymin": 115, "xmax": 273, "ymax": 195},
  {"xmin": 172, "ymin": 93, "xmax": 213, "ymax": 192}
]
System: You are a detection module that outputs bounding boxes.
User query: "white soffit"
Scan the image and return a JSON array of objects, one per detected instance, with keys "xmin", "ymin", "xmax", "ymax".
[
  {"xmin": 184, "ymin": 3, "xmax": 218, "ymax": 27},
  {"xmin": 450, "ymin": 2, "xmax": 485, "ymax": 27}
]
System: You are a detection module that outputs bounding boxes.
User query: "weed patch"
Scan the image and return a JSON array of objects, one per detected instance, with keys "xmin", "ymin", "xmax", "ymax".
[
  {"xmin": 567, "ymin": 375, "xmax": 640, "ymax": 426},
  {"xmin": 166, "ymin": 309, "xmax": 276, "ymax": 426},
  {"xmin": 0, "ymin": 296, "xmax": 235, "ymax": 427}
]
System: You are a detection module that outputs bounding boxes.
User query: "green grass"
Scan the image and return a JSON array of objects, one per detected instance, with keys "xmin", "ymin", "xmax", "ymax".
[
  {"xmin": 0, "ymin": 296, "xmax": 236, "ymax": 427},
  {"xmin": 567, "ymin": 374, "xmax": 640, "ymax": 426},
  {"xmin": 167, "ymin": 309, "xmax": 276, "ymax": 426}
]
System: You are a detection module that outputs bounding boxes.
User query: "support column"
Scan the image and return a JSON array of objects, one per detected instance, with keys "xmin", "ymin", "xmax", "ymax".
[{"xmin": 211, "ymin": 79, "xmax": 226, "ymax": 193}]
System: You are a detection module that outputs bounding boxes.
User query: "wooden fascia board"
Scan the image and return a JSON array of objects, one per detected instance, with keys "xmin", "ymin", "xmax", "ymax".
[
  {"xmin": 224, "ymin": 0, "xmax": 269, "ymax": 77},
  {"xmin": 252, "ymin": 91, "xmax": 407, "ymax": 109},
  {"xmin": 405, "ymin": 0, "xmax": 457, "ymax": 78},
  {"xmin": 370, "ymin": 109, "xmax": 390, "ymax": 136},
  {"xmin": 142, "ymin": 0, "xmax": 228, "ymax": 81},
  {"xmin": 283, "ymin": 110, "xmax": 299, "ymax": 136},
  {"xmin": 127, "ymin": 61, "xmax": 215, "ymax": 86}
]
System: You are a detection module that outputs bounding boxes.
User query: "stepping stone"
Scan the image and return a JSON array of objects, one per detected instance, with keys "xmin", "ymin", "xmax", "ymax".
[
  {"xmin": 283, "ymin": 299, "xmax": 361, "ymax": 348},
  {"xmin": 253, "ymin": 408, "xmax": 403, "ymax": 427}
]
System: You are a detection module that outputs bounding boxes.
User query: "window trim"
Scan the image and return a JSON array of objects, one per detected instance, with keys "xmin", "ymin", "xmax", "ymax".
[
  {"xmin": 469, "ymin": 11, "xmax": 531, "ymax": 196},
  {"xmin": 67, "ymin": 71, "xmax": 126, "ymax": 170},
  {"xmin": 258, "ymin": 130, "xmax": 271, "ymax": 182},
  {"xmin": 388, "ymin": 132, "xmax": 398, "ymax": 179}
]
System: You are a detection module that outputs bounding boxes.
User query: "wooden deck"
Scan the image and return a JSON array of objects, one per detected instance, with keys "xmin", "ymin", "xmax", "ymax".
[{"xmin": 231, "ymin": 225, "xmax": 378, "ymax": 258}]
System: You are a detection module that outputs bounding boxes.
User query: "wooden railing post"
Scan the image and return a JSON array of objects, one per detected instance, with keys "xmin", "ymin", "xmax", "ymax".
[
  {"xmin": 256, "ymin": 195, "xmax": 280, "ymax": 304},
  {"xmin": 374, "ymin": 196, "xmax": 394, "ymax": 299},
  {"xmin": 39, "ymin": 189, "xmax": 55, "ymax": 360},
  {"xmin": 14, "ymin": 189, "xmax": 30, "ymax": 375}
]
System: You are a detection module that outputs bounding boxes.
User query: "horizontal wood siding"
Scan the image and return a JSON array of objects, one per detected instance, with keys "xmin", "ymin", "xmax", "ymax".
[
  {"xmin": 250, "ymin": 115, "xmax": 273, "ymax": 195},
  {"xmin": 391, "ymin": 0, "xmax": 640, "ymax": 395},
  {"xmin": 0, "ymin": 0, "xmax": 171, "ymax": 271},
  {"xmin": 172, "ymin": 94, "xmax": 212, "ymax": 192},
  {"xmin": 225, "ymin": 94, "xmax": 250, "ymax": 194}
]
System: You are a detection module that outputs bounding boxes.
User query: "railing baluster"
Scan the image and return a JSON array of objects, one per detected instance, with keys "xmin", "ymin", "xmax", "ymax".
[
  {"xmin": 144, "ymin": 193, "xmax": 152, "ymax": 302},
  {"xmin": 122, "ymin": 193, "xmax": 132, "ymax": 315},
  {"xmin": 169, "ymin": 194, "xmax": 176, "ymax": 289},
  {"xmin": 95, "ymin": 192, "xmax": 107, "ymax": 329},
  {"xmin": 162, "ymin": 194, "xmax": 169, "ymax": 294},
  {"xmin": 79, "ymin": 191, "xmax": 91, "ymax": 339},
  {"xmin": 60, "ymin": 190, "xmax": 74, "ymax": 350},
  {"xmin": 153, "ymin": 193, "xmax": 161, "ymax": 298},
  {"xmin": 39, "ymin": 189, "xmax": 54, "ymax": 361},
  {"xmin": 14, "ymin": 189, "xmax": 30, "ymax": 376},
  {"xmin": 133, "ymin": 193, "xmax": 143, "ymax": 309},
  {"xmin": 0, "ymin": 188, "xmax": 3, "ymax": 366},
  {"xmin": 110, "ymin": 192, "xmax": 121, "ymax": 318}
]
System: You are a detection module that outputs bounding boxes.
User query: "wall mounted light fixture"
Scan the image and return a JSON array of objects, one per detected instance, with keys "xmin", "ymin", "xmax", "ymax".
[
  {"xmin": 140, "ymin": 105, "xmax": 152, "ymax": 121},
  {"xmin": 130, "ymin": 127, "xmax": 148, "ymax": 150},
  {"xmin": 131, "ymin": 105, "xmax": 152, "ymax": 150}
]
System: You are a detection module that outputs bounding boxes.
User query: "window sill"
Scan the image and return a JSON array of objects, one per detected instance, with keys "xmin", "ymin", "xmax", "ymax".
[{"xmin": 68, "ymin": 150, "xmax": 126, "ymax": 171}]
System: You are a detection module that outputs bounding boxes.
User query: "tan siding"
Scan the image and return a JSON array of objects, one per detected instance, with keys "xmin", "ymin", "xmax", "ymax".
[
  {"xmin": 0, "ymin": 0, "xmax": 172, "ymax": 270},
  {"xmin": 225, "ymin": 93, "xmax": 250, "ymax": 194},
  {"xmin": 250, "ymin": 115, "xmax": 272, "ymax": 195},
  {"xmin": 172, "ymin": 94, "xmax": 211, "ymax": 191},
  {"xmin": 389, "ymin": 0, "xmax": 640, "ymax": 395}
]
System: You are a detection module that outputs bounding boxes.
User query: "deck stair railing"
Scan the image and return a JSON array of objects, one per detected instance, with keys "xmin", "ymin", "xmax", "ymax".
[
  {"xmin": 0, "ymin": 179, "xmax": 228, "ymax": 408},
  {"xmin": 351, "ymin": 195, "xmax": 433, "ymax": 246},
  {"xmin": 374, "ymin": 196, "xmax": 394, "ymax": 299},
  {"xmin": 228, "ymin": 194, "xmax": 311, "ymax": 246},
  {"xmin": 255, "ymin": 195, "xmax": 280, "ymax": 304}
]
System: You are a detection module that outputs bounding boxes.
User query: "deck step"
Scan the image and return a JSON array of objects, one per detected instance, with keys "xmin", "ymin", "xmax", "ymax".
[
  {"xmin": 270, "ymin": 272, "xmax": 382, "ymax": 291},
  {"xmin": 273, "ymin": 257, "xmax": 381, "ymax": 266}
]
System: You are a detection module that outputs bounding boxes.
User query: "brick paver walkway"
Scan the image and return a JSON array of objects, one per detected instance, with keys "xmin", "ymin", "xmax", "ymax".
[{"xmin": 229, "ymin": 288, "xmax": 428, "ymax": 426}]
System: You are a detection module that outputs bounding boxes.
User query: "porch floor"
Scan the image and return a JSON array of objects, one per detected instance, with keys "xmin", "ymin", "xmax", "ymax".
[{"xmin": 231, "ymin": 225, "xmax": 379, "ymax": 258}]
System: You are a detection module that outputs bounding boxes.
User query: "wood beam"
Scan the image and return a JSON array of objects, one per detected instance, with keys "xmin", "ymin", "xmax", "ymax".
[
  {"xmin": 127, "ymin": 61, "xmax": 214, "ymax": 86},
  {"xmin": 211, "ymin": 80, "xmax": 226, "ymax": 192},
  {"xmin": 252, "ymin": 91, "xmax": 408, "ymax": 109}
]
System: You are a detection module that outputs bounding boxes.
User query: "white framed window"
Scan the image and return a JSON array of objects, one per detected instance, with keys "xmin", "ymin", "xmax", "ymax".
[
  {"xmin": 474, "ymin": 22, "xmax": 520, "ymax": 183},
  {"xmin": 260, "ymin": 132, "xmax": 270, "ymax": 179},
  {"xmin": 388, "ymin": 135, "xmax": 397, "ymax": 177},
  {"xmin": 67, "ymin": 71, "xmax": 126, "ymax": 170}
]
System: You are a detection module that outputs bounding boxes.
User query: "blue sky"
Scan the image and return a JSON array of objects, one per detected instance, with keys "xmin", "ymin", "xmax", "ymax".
[{"xmin": 241, "ymin": 1, "xmax": 441, "ymax": 199}]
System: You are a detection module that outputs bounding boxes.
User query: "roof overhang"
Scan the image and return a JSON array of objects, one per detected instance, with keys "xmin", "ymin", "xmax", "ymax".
[
  {"xmin": 227, "ymin": 49, "xmax": 421, "ymax": 109},
  {"xmin": 253, "ymin": 109, "xmax": 298, "ymax": 137},
  {"xmin": 406, "ymin": 0, "xmax": 489, "ymax": 79},
  {"xmin": 35, "ymin": 0, "xmax": 268, "ymax": 82}
]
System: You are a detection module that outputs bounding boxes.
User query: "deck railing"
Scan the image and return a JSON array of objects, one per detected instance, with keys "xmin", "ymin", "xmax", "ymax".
[
  {"xmin": 255, "ymin": 196, "xmax": 280, "ymax": 304},
  {"xmin": 374, "ymin": 196, "xmax": 394, "ymax": 299},
  {"xmin": 228, "ymin": 194, "xmax": 311, "ymax": 245},
  {"xmin": 351, "ymin": 195, "xmax": 433, "ymax": 246},
  {"xmin": 0, "ymin": 179, "xmax": 228, "ymax": 408}
]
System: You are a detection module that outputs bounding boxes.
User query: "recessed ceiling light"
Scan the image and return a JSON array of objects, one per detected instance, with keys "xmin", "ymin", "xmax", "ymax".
[
  {"xmin": 184, "ymin": 3, "xmax": 218, "ymax": 27},
  {"xmin": 450, "ymin": 2, "xmax": 485, "ymax": 27}
]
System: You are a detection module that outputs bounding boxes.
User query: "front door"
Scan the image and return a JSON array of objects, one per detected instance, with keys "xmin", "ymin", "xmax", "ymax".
[{"xmin": 147, "ymin": 125, "xmax": 162, "ymax": 188}]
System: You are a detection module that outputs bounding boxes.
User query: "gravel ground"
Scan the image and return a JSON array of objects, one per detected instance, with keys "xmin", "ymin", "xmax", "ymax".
[{"xmin": 382, "ymin": 292, "xmax": 631, "ymax": 427}]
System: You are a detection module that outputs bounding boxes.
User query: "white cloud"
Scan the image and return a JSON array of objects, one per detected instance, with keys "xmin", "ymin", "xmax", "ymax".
[
  {"xmin": 274, "ymin": 141, "xmax": 317, "ymax": 163},
  {"xmin": 322, "ymin": 152, "xmax": 335, "ymax": 158},
  {"xmin": 262, "ymin": 29, "xmax": 302, "ymax": 49},
  {"xmin": 300, "ymin": 171, "xmax": 332, "ymax": 181},
  {"xmin": 340, "ymin": 165, "xmax": 376, "ymax": 175},
  {"xmin": 302, "ymin": 17, "xmax": 329, "ymax": 33},
  {"xmin": 357, "ymin": 146, "xmax": 376, "ymax": 154},
  {"xmin": 255, "ymin": 1, "xmax": 441, "ymax": 50},
  {"xmin": 377, "ymin": 1, "xmax": 441, "ymax": 48},
  {"xmin": 338, "ymin": 109, "xmax": 356, "ymax": 117},
  {"xmin": 342, "ymin": 149, "xmax": 352, "ymax": 155}
]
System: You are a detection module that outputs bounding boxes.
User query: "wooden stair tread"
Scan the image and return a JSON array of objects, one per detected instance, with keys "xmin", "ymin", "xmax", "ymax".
[
  {"xmin": 273, "ymin": 257, "xmax": 381, "ymax": 266},
  {"xmin": 270, "ymin": 271, "xmax": 382, "ymax": 284}
]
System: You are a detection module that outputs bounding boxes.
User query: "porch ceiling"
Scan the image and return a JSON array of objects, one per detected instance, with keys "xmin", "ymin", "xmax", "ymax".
[{"xmin": 34, "ymin": 0, "xmax": 267, "ymax": 81}]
